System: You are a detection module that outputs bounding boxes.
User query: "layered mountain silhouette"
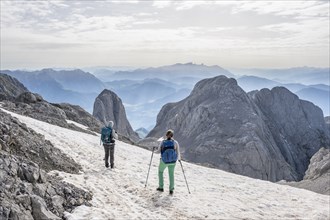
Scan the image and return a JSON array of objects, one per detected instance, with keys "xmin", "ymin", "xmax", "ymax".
[
  {"xmin": 232, "ymin": 67, "xmax": 329, "ymax": 85},
  {"xmin": 148, "ymin": 75, "xmax": 330, "ymax": 182},
  {"xmin": 237, "ymin": 76, "xmax": 330, "ymax": 116},
  {"xmin": 3, "ymin": 65, "xmax": 327, "ymax": 130},
  {"xmin": 110, "ymin": 63, "xmax": 234, "ymax": 81}
]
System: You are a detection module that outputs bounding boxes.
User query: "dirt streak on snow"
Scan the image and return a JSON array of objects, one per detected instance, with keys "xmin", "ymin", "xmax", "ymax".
[{"xmin": 2, "ymin": 108, "xmax": 329, "ymax": 220}]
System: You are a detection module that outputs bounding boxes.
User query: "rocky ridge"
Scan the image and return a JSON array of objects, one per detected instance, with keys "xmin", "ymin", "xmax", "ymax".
[
  {"xmin": 0, "ymin": 73, "xmax": 28, "ymax": 101},
  {"xmin": 0, "ymin": 110, "xmax": 92, "ymax": 219},
  {"xmin": 1, "ymin": 92, "xmax": 99, "ymax": 136}
]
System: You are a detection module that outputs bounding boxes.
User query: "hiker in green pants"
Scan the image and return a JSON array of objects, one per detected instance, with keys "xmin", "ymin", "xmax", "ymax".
[{"xmin": 157, "ymin": 129, "xmax": 181, "ymax": 195}]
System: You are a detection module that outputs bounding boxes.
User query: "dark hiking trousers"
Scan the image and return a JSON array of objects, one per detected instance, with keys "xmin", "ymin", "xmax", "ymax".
[{"xmin": 103, "ymin": 143, "xmax": 115, "ymax": 168}]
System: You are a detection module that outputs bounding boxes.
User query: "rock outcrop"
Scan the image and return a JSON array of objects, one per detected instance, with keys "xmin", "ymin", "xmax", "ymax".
[
  {"xmin": 281, "ymin": 147, "xmax": 330, "ymax": 195},
  {"xmin": 0, "ymin": 73, "xmax": 28, "ymax": 101},
  {"xmin": 0, "ymin": 110, "xmax": 92, "ymax": 219},
  {"xmin": 93, "ymin": 89, "xmax": 139, "ymax": 142},
  {"xmin": 251, "ymin": 87, "xmax": 329, "ymax": 180},
  {"xmin": 148, "ymin": 76, "xmax": 329, "ymax": 182}
]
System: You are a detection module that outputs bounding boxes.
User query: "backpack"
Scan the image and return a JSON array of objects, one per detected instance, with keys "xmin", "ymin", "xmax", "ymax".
[
  {"xmin": 161, "ymin": 139, "xmax": 178, "ymax": 164},
  {"xmin": 101, "ymin": 127, "xmax": 113, "ymax": 144}
]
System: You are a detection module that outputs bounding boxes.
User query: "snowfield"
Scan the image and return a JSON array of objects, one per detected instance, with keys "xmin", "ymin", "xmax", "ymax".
[{"xmin": 2, "ymin": 108, "xmax": 330, "ymax": 220}]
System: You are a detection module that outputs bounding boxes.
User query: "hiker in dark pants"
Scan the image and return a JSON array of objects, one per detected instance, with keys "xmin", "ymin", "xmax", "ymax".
[
  {"xmin": 157, "ymin": 129, "xmax": 181, "ymax": 195},
  {"xmin": 101, "ymin": 121, "xmax": 118, "ymax": 168}
]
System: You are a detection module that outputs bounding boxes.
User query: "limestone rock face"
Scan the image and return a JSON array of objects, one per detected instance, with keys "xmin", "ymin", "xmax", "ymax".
[
  {"xmin": 252, "ymin": 87, "xmax": 330, "ymax": 180},
  {"xmin": 148, "ymin": 76, "xmax": 294, "ymax": 181},
  {"xmin": 304, "ymin": 147, "xmax": 330, "ymax": 181},
  {"xmin": 93, "ymin": 89, "xmax": 139, "ymax": 142},
  {"xmin": 281, "ymin": 147, "xmax": 330, "ymax": 195},
  {"xmin": 148, "ymin": 76, "xmax": 329, "ymax": 182},
  {"xmin": 325, "ymin": 116, "xmax": 330, "ymax": 136}
]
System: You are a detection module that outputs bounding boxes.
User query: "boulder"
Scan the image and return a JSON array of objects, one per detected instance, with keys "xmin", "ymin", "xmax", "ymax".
[
  {"xmin": 31, "ymin": 195, "xmax": 61, "ymax": 220},
  {"xmin": 16, "ymin": 92, "xmax": 38, "ymax": 103}
]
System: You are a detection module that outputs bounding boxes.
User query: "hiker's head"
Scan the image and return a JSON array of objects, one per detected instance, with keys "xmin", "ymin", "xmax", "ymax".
[
  {"xmin": 166, "ymin": 129, "xmax": 174, "ymax": 138},
  {"xmin": 107, "ymin": 121, "xmax": 114, "ymax": 128}
]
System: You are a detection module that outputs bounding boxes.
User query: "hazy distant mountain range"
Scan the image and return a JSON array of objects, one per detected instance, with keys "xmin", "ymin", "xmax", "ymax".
[
  {"xmin": 1, "ymin": 70, "xmax": 329, "ymax": 186},
  {"xmin": 237, "ymin": 76, "xmax": 330, "ymax": 116},
  {"xmin": 1, "ymin": 64, "xmax": 329, "ymax": 129},
  {"xmin": 230, "ymin": 67, "xmax": 329, "ymax": 85},
  {"xmin": 104, "ymin": 62, "xmax": 235, "ymax": 81},
  {"xmin": 1, "ymin": 69, "xmax": 103, "ymax": 112}
]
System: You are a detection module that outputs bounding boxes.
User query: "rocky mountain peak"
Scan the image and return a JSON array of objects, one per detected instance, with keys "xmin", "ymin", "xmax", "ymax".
[
  {"xmin": 190, "ymin": 75, "xmax": 238, "ymax": 96},
  {"xmin": 149, "ymin": 75, "xmax": 294, "ymax": 181},
  {"xmin": 148, "ymin": 75, "xmax": 329, "ymax": 182},
  {"xmin": 93, "ymin": 89, "xmax": 139, "ymax": 142}
]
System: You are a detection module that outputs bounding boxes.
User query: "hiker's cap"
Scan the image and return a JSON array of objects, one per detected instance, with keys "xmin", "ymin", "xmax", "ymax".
[
  {"xmin": 166, "ymin": 129, "xmax": 174, "ymax": 137},
  {"xmin": 107, "ymin": 121, "xmax": 114, "ymax": 128}
]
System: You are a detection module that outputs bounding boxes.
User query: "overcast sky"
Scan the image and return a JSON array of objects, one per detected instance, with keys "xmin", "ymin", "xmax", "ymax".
[{"xmin": 1, "ymin": 0, "xmax": 329, "ymax": 69}]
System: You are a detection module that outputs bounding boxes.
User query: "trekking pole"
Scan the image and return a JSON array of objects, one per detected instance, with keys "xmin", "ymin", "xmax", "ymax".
[
  {"xmin": 179, "ymin": 160, "xmax": 191, "ymax": 194},
  {"xmin": 145, "ymin": 146, "xmax": 155, "ymax": 188}
]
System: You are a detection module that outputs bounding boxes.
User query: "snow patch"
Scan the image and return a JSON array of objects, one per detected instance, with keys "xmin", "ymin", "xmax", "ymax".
[{"xmin": 1, "ymin": 108, "xmax": 329, "ymax": 219}]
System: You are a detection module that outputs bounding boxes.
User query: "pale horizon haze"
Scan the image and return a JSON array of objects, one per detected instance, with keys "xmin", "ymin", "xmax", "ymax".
[{"xmin": 1, "ymin": 0, "xmax": 329, "ymax": 70}]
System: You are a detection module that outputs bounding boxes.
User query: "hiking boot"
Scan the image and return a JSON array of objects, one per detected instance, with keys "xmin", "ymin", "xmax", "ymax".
[
  {"xmin": 110, "ymin": 164, "xmax": 114, "ymax": 169},
  {"xmin": 156, "ymin": 188, "xmax": 164, "ymax": 192},
  {"xmin": 169, "ymin": 190, "xmax": 174, "ymax": 195},
  {"xmin": 105, "ymin": 163, "xmax": 109, "ymax": 168}
]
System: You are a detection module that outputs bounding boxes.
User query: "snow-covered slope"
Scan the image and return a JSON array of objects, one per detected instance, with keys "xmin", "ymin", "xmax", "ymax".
[{"xmin": 2, "ymin": 108, "xmax": 329, "ymax": 219}]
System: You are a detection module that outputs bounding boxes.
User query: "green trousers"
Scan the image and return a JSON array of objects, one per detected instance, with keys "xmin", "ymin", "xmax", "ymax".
[{"xmin": 158, "ymin": 159, "xmax": 176, "ymax": 191}]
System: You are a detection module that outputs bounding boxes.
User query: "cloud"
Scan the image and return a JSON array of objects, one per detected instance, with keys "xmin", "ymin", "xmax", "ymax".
[
  {"xmin": 152, "ymin": 1, "xmax": 172, "ymax": 9},
  {"xmin": 0, "ymin": 0, "xmax": 329, "ymax": 69},
  {"xmin": 229, "ymin": 1, "xmax": 329, "ymax": 18},
  {"xmin": 111, "ymin": 0, "xmax": 139, "ymax": 4}
]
